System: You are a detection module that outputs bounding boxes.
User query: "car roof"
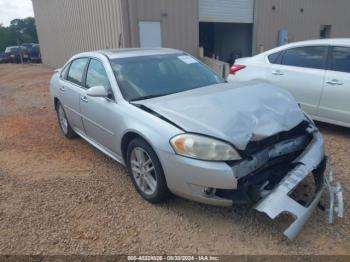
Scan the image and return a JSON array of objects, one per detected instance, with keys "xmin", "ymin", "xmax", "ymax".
[
  {"xmin": 259, "ymin": 38, "xmax": 350, "ymax": 57},
  {"xmin": 5, "ymin": 46, "xmax": 21, "ymax": 51},
  {"xmin": 286, "ymin": 38, "xmax": 350, "ymax": 47},
  {"xmin": 92, "ymin": 48, "xmax": 184, "ymax": 59}
]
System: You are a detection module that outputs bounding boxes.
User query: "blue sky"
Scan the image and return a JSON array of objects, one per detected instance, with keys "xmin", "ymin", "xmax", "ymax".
[{"xmin": 0, "ymin": 0, "xmax": 34, "ymax": 26}]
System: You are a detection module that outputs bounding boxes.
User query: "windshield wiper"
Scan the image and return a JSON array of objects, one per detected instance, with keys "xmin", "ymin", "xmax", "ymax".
[{"xmin": 129, "ymin": 94, "xmax": 168, "ymax": 102}]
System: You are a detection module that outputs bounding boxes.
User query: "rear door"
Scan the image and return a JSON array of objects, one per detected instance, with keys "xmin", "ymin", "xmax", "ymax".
[
  {"xmin": 59, "ymin": 58, "xmax": 89, "ymax": 133},
  {"xmin": 318, "ymin": 46, "xmax": 350, "ymax": 124},
  {"xmin": 268, "ymin": 46, "xmax": 327, "ymax": 116}
]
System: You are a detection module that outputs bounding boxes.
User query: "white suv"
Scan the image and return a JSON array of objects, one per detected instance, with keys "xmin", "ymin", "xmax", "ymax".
[{"xmin": 227, "ymin": 39, "xmax": 350, "ymax": 128}]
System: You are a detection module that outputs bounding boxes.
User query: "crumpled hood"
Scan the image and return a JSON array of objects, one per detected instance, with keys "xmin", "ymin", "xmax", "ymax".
[{"xmin": 134, "ymin": 81, "xmax": 306, "ymax": 150}]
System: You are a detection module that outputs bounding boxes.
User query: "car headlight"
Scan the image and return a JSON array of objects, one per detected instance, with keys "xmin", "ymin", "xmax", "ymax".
[{"xmin": 170, "ymin": 134, "xmax": 241, "ymax": 161}]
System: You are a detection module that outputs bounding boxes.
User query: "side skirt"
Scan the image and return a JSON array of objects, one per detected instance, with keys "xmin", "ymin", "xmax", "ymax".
[{"xmin": 74, "ymin": 129, "xmax": 125, "ymax": 166}]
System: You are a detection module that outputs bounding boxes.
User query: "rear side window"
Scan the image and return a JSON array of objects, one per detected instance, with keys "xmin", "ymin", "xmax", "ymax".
[
  {"xmin": 329, "ymin": 46, "xmax": 350, "ymax": 73},
  {"xmin": 67, "ymin": 58, "xmax": 89, "ymax": 86},
  {"xmin": 268, "ymin": 51, "xmax": 282, "ymax": 64},
  {"xmin": 86, "ymin": 59, "xmax": 110, "ymax": 89},
  {"xmin": 281, "ymin": 46, "xmax": 327, "ymax": 69}
]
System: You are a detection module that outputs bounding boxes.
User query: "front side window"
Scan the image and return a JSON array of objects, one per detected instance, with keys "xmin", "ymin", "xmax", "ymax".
[
  {"xmin": 281, "ymin": 46, "xmax": 327, "ymax": 70},
  {"xmin": 67, "ymin": 58, "xmax": 89, "ymax": 86},
  {"xmin": 329, "ymin": 46, "xmax": 350, "ymax": 73},
  {"xmin": 110, "ymin": 54, "xmax": 224, "ymax": 101},
  {"xmin": 86, "ymin": 59, "xmax": 111, "ymax": 89}
]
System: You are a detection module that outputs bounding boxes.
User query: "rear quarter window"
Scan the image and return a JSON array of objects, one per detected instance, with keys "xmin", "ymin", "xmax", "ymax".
[
  {"xmin": 66, "ymin": 58, "xmax": 89, "ymax": 86},
  {"xmin": 60, "ymin": 63, "xmax": 70, "ymax": 79},
  {"xmin": 268, "ymin": 51, "xmax": 283, "ymax": 64}
]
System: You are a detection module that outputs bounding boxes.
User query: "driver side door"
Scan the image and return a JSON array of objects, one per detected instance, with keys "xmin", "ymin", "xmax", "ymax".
[{"xmin": 80, "ymin": 58, "xmax": 121, "ymax": 156}]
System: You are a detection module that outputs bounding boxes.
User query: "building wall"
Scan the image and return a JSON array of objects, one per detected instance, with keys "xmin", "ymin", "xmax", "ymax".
[
  {"xmin": 124, "ymin": 0, "xmax": 199, "ymax": 56},
  {"xmin": 32, "ymin": 0, "xmax": 199, "ymax": 67},
  {"xmin": 32, "ymin": 0, "xmax": 125, "ymax": 67},
  {"xmin": 255, "ymin": 0, "xmax": 350, "ymax": 52}
]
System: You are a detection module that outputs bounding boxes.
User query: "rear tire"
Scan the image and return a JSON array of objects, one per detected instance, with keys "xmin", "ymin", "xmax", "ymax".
[
  {"xmin": 126, "ymin": 138, "xmax": 170, "ymax": 203},
  {"xmin": 56, "ymin": 101, "xmax": 76, "ymax": 138}
]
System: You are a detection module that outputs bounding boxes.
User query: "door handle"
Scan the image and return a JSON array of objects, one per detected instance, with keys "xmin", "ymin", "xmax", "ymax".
[
  {"xmin": 272, "ymin": 70, "xmax": 284, "ymax": 76},
  {"xmin": 80, "ymin": 95, "xmax": 88, "ymax": 103},
  {"xmin": 326, "ymin": 79, "xmax": 344, "ymax": 85},
  {"xmin": 59, "ymin": 86, "xmax": 66, "ymax": 92}
]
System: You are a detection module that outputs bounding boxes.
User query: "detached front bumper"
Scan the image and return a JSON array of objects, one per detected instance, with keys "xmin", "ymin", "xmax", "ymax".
[
  {"xmin": 159, "ymin": 128, "xmax": 344, "ymax": 240},
  {"xmin": 255, "ymin": 132, "xmax": 344, "ymax": 240}
]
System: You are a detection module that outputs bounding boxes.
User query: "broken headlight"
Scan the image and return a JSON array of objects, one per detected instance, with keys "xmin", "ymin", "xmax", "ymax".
[{"xmin": 170, "ymin": 134, "xmax": 241, "ymax": 161}]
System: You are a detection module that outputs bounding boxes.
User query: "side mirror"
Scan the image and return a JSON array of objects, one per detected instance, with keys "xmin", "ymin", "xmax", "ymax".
[{"xmin": 86, "ymin": 85, "xmax": 108, "ymax": 98}]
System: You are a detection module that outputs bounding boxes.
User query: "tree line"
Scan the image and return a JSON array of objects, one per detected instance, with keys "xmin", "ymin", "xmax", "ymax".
[{"xmin": 0, "ymin": 17, "xmax": 38, "ymax": 51}]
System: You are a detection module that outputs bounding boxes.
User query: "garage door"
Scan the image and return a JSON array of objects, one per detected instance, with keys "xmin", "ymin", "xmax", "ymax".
[{"xmin": 199, "ymin": 0, "xmax": 254, "ymax": 23}]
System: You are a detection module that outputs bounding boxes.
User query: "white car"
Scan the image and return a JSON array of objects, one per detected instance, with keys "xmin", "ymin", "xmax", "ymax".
[{"xmin": 227, "ymin": 39, "xmax": 350, "ymax": 128}]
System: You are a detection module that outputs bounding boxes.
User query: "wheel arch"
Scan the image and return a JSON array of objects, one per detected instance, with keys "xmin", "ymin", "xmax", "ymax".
[
  {"xmin": 121, "ymin": 131, "xmax": 156, "ymax": 163},
  {"xmin": 54, "ymin": 97, "xmax": 60, "ymax": 111}
]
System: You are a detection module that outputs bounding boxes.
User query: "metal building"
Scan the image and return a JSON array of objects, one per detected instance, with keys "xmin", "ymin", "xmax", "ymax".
[
  {"xmin": 255, "ymin": 0, "xmax": 350, "ymax": 53},
  {"xmin": 32, "ymin": 0, "xmax": 198, "ymax": 67},
  {"xmin": 32, "ymin": 0, "xmax": 350, "ymax": 68}
]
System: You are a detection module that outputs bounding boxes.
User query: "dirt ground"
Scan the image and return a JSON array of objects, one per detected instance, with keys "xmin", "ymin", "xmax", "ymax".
[{"xmin": 0, "ymin": 64, "xmax": 349, "ymax": 255}]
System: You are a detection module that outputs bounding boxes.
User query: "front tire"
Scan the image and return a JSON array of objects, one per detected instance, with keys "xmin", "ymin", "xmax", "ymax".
[
  {"xmin": 56, "ymin": 101, "xmax": 76, "ymax": 138},
  {"xmin": 126, "ymin": 138, "xmax": 170, "ymax": 203}
]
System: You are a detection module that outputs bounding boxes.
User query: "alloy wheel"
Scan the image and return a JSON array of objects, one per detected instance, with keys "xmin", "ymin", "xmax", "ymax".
[
  {"xmin": 58, "ymin": 105, "xmax": 68, "ymax": 135},
  {"xmin": 130, "ymin": 147, "xmax": 157, "ymax": 195}
]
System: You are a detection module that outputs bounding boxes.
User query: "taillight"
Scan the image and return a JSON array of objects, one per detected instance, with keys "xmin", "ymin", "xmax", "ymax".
[{"xmin": 229, "ymin": 64, "xmax": 246, "ymax": 75}]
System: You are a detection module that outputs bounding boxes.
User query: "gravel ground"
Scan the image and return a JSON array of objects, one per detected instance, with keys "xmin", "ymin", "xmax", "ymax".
[{"xmin": 0, "ymin": 64, "xmax": 349, "ymax": 255}]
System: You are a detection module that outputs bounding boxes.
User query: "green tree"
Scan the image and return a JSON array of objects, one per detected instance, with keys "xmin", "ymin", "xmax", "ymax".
[
  {"xmin": 0, "ymin": 25, "xmax": 13, "ymax": 51},
  {"xmin": 0, "ymin": 17, "xmax": 38, "ymax": 51}
]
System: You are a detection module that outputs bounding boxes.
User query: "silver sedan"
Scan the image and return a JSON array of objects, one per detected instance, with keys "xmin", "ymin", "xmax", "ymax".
[{"xmin": 50, "ymin": 48, "xmax": 341, "ymax": 239}]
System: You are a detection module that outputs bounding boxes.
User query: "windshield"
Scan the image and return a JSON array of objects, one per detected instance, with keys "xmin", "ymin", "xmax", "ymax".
[
  {"xmin": 5, "ymin": 47, "xmax": 16, "ymax": 53},
  {"xmin": 10, "ymin": 47, "xmax": 20, "ymax": 52},
  {"xmin": 110, "ymin": 54, "xmax": 224, "ymax": 101}
]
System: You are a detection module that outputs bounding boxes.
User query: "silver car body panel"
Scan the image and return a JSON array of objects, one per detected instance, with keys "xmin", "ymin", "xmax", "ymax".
[
  {"xmin": 255, "ymin": 130, "xmax": 325, "ymax": 240},
  {"xmin": 325, "ymin": 163, "xmax": 344, "ymax": 224},
  {"xmin": 231, "ymin": 135, "xmax": 310, "ymax": 179},
  {"xmin": 134, "ymin": 81, "xmax": 305, "ymax": 150},
  {"xmin": 50, "ymin": 48, "xmax": 343, "ymax": 239}
]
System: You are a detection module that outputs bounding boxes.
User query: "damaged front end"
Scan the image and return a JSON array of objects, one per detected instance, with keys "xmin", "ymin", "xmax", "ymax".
[
  {"xmin": 215, "ymin": 120, "xmax": 344, "ymax": 240},
  {"xmin": 134, "ymin": 82, "xmax": 344, "ymax": 239}
]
